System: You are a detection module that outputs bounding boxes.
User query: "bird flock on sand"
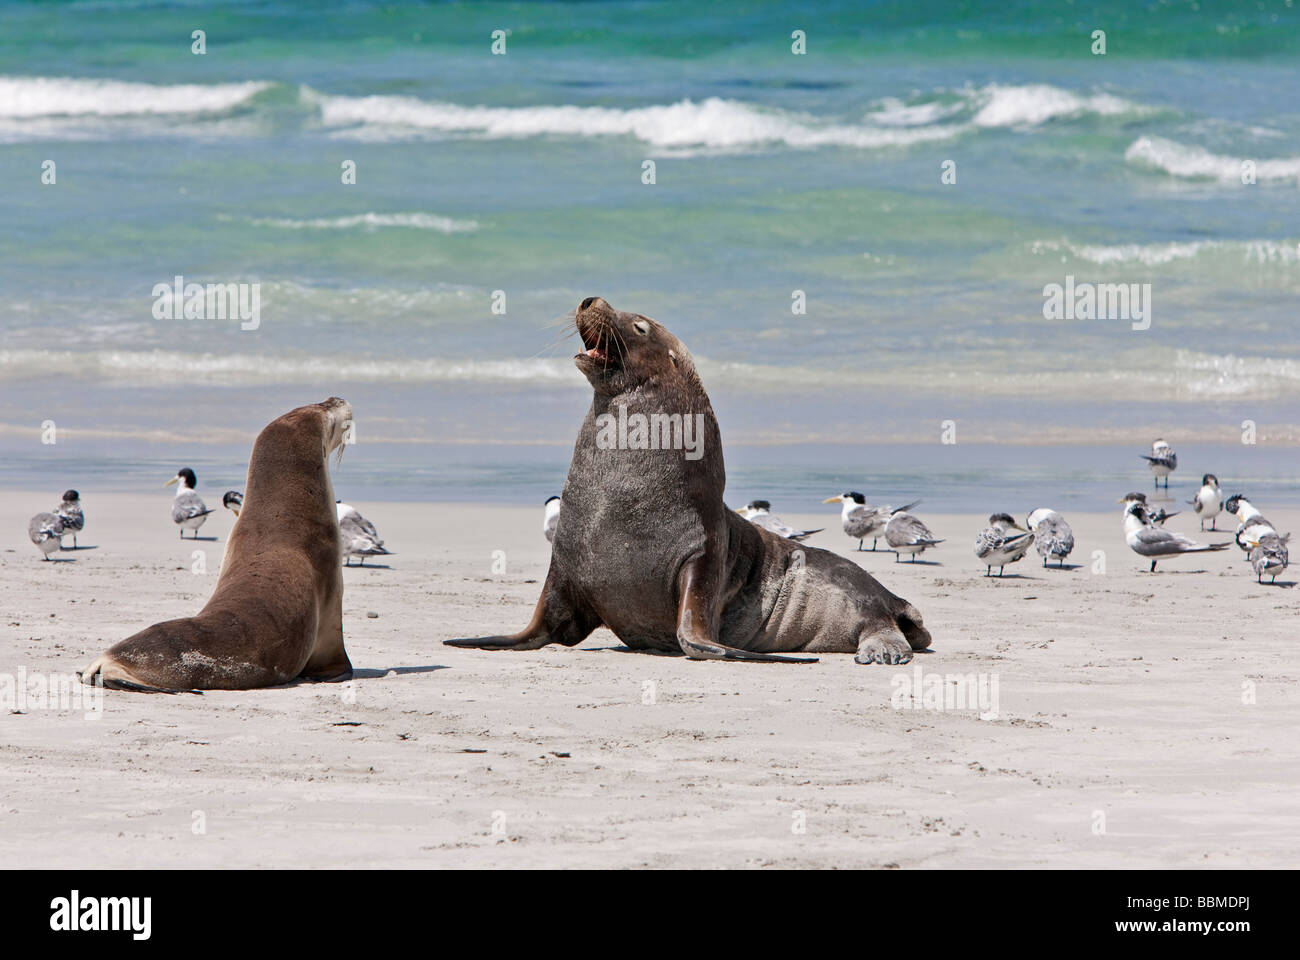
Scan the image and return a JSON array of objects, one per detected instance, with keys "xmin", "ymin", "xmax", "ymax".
[
  {"xmin": 24, "ymin": 466, "xmax": 393, "ymax": 568},
  {"xmin": 21, "ymin": 439, "xmax": 1290, "ymax": 585},
  {"xmin": 537, "ymin": 439, "xmax": 1287, "ymax": 584}
]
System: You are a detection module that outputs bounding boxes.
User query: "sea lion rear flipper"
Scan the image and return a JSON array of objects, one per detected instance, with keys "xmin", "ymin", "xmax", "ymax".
[
  {"xmin": 676, "ymin": 556, "xmax": 817, "ymax": 664},
  {"xmin": 445, "ymin": 581, "xmax": 598, "ymax": 651}
]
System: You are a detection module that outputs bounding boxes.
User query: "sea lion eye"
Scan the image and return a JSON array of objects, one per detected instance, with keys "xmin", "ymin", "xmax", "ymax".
[{"xmin": 633, "ymin": 320, "xmax": 650, "ymax": 336}]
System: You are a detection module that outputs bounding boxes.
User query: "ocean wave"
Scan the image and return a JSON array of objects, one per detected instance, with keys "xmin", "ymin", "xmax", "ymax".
[
  {"xmin": 968, "ymin": 83, "xmax": 1145, "ymax": 128},
  {"xmin": 1030, "ymin": 238, "xmax": 1300, "ymax": 267},
  {"xmin": 249, "ymin": 212, "xmax": 478, "ymax": 233},
  {"xmin": 307, "ymin": 88, "xmax": 962, "ymax": 149},
  {"xmin": 5, "ymin": 345, "xmax": 1298, "ymax": 402},
  {"xmin": 307, "ymin": 81, "xmax": 1154, "ymax": 150},
  {"xmin": 0, "ymin": 349, "xmax": 581, "ymax": 386},
  {"xmin": 0, "ymin": 76, "xmax": 271, "ymax": 118},
  {"xmin": 1125, "ymin": 135, "xmax": 1300, "ymax": 183}
]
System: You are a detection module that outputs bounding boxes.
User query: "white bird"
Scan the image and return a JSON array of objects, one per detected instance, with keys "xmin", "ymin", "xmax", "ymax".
[
  {"xmin": 823, "ymin": 492, "xmax": 921, "ymax": 551},
  {"xmin": 55, "ymin": 489, "xmax": 84, "ymax": 548},
  {"xmin": 543, "ymin": 495, "xmax": 561, "ymax": 543},
  {"xmin": 1224, "ymin": 495, "xmax": 1276, "ymax": 553},
  {"xmin": 885, "ymin": 511, "xmax": 943, "ymax": 562},
  {"xmin": 28, "ymin": 512, "xmax": 64, "ymax": 560},
  {"xmin": 1245, "ymin": 531, "xmax": 1289, "ymax": 584},
  {"xmin": 337, "ymin": 501, "xmax": 392, "ymax": 566},
  {"xmin": 1026, "ymin": 507, "xmax": 1074, "ymax": 567},
  {"xmin": 222, "ymin": 491, "xmax": 244, "ymax": 516},
  {"xmin": 1140, "ymin": 438, "xmax": 1177, "ymax": 490},
  {"xmin": 166, "ymin": 467, "xmax": 212, "ymax": 538},
  {"xmin": 736, "ymin": 500, "xmax": 822, "ymax": 542},
  {"xmin": 975, "ymin": 512, "xmax": 1035, "ymax": 576},
  {"xmin": 1187, "ymin": 473, "xmax": 1222, "ymax": 531},
  {"xmin": 1121, "ymin": 500, "xmax": 1229, "ymax": 572}
]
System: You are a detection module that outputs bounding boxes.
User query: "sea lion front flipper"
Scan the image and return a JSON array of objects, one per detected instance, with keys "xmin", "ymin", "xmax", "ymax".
[
  {"xmin": 854, "ymin": 628, "xmax": 913, "ymax": 665},
  {"xmin": 445, "ymin": 579, "xmax": 598, "ymax": 651},
  {"xmin": 676, "ymin": 555, "xmax": 817, "ymax": 664}
]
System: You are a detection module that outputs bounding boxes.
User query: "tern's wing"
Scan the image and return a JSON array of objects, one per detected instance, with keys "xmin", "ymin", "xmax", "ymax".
[
  {"xmin": 1034, "ymin": 515, "xmax": 1074, "ymax": 556},
  {"xmin": 889, "ymin": 513, "xmax": 939, "ymax": 546},
  {"xmin": 1132, "ymin": 526, "xmax": 1200, "ymax": 556},
  {"xmin": 172, "ymin": 492, "xmax": 211, "ymax": 522},
  {"xmin": 974, "ymin": 527, "xmax": 999, "ymax": 559}
]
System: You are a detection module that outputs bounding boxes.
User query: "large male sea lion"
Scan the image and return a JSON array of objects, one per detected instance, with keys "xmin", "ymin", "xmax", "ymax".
[
  {"xmin": 447, "ymin": 298, "xmax": 931, "ymax": 664},
  {"xmin": 81, "ymin": 398, "xmax": 355, "ymax": 691}
]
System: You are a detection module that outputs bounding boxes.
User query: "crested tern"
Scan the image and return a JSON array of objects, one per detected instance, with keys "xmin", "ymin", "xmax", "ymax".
[
  {"xmin": 974, "ymin": 512, "xmax": 1035, "ymax": 576},
  {"xmin": 1245, "ymin": 531, "xmax": 1290, "ymax": 584},
  {"xmin": 1121, "ymin": 500, "xmax": 1229, "ymax": 572},
  {"xmin": 543, "ymin": 495, "xmax": 561, "ymax": 543},
  {"xmin": 823, "ymin": 492, "xmax": 921, "ymax": 551},
  {"xmin": 1188, "ymin": 473, "xmax": 1222, "ymax": 531},
  {"xmin": 337, "ymin": 501, "xmax": 392, "ymax": 566},
  {"xmin": 1224, "ymin": 495, "xmax": 1278, "ymax": 553},
  {"xmin": 885, "ymin": 510, "xmax": 943, "ymax": 562},
  {"xmin": 737, "ymin": 500, "xmax": 822, "ymax": 542},
  {"xmin": 1026, "ymin": 507, "xmax": 1074, "ymax": 567},
  {"xmin": 1118, "ymin": 492, "xmax": 1178, "ymax": 526},
  {"xmin": 28, "ymin": 512, "xmax": 64, "ymax": 560},
  {"xmin": 166, "ymin": 467, "xmax": 213, "ymax": 538},
  {"xmin": 55, "ymin": 489, "xmax": 84, "ymax": 548},
  {"xmin": 222, "ymin": 490, "xmax": 244, "ymax": 516},
  {"xmin": 1140, "ymin": 438, "xmax": 1178, "ymax": 490}
]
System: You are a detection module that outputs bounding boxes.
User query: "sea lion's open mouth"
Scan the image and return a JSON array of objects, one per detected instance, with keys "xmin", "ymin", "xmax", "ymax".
[{"xmin": 575, "ymin": 305, "xmax": 621, "ymax": 368}]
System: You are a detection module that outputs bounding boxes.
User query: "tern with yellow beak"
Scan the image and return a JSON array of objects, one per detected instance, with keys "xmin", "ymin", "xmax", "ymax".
[
  {"xmin": 823, "ymin": 492, "xmax": 920, "ymax": 552},
  {"xmin": 166, "ymin": 467, "xmax": 213, "ymax": 538}
]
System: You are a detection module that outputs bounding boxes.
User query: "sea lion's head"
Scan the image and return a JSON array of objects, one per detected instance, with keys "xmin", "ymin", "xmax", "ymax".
[
  {"xmin": 573, "ymin": 296, "xmax": 699, "ymax": 397},
  {"xmin": 317, "ymin": 396, "xmax": 353, "ymax": 464}
]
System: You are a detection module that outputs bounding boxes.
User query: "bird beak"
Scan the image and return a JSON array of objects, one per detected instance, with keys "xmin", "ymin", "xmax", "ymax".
[
  {"xmin": 1009, "ymin": 522, "xmax": 1027, "ymax": 532},
  {"xmin": 822, "ymin": 496, "xmax": 842, "ymax": 504},
  {"xmin": 165, "ymin": 476, "xmax": 179, "ymax": 487},
  {"xmin": 231, "ymin": 506, "xmax": 241, "ymax": 516},
  {"xmin": 1115, "ymin": 497, "xmax": 1127, "ymax": 504}
]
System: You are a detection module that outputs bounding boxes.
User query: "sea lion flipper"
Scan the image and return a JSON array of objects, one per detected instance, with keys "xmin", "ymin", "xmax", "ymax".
[
  {"xmin": 854, "ymin": 629, "xmax": 913, "ymax": 665},
  {"xmin": 676, "ymin": 556, "xmax": 818, "ymax": 664},
  {"xmin": 444, "ymin": 635, "xmax": 548, "ymax": 650},
  {"xmin": 445, "ymin": 583, "xmax": 597, "ymax": 651}
]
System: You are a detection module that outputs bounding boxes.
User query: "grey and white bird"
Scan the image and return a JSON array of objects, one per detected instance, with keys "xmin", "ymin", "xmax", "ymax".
[
  {"xmin": 1026, "ymin": 507, "xmax": 1074, "ymax": 567},
  {"xmin": 337, "ymin": 501, "xmax": 392, "ymax": 566},
  {"xmin": 1245, "ymin": 531, "xmax": 1290, "ymax": 584},
  {"xmin": 974, "ymin": 512, "xmax": 1035, "ymax": 576},
  {"xmin": 55, "ymin": 489, "xmax": 84, "ymax": 548},
  {"xmin": 885, "ymin": 510, "xmax": 943, "ymax": 562},
  {"xmin": 1187, "ymin": 473, "xmax": 1222, "ymax": 531},
  {"xmin": 1121, "ymin": 500, "xmax": 1229, "ymax": 572},
  {"xmin": 1140, "ymin": 438, "xmax": 1178, "ymax": 489},
  {"xmin": 737, "ymin": 500, "xmax": 822, "ymax": 542},
  {"xmin": 222, "ymin": 490, "xmax": 244, "ymax": 516},
  {"xmin": 1118, "ymin": 492, "xmax": 1178, "ymax": 526},
  {"xmin": 1224, "ymin": 495, "xmax": 1276, "ymax": 553},
  {"xmin": 823, "ymin": 492, "xmax": 921, "ymax": 551},
  {"xmin": 166, "ymin": 467, "xmax": 212, "ymax": 538},
  {"xmin": 28, "ymin": 512, "xmax": 64, "ymax": 560},
  {"xmin": 543, "ymin": 495, "xmax": 561, "ymax": 543}
]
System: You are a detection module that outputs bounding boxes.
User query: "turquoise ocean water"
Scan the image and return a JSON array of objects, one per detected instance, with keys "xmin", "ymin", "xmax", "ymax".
[{"xmin": 1, "ymin": 0, "xmax": 1297, "ymax": 512}]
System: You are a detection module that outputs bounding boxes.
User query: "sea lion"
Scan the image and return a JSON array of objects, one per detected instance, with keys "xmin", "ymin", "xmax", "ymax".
[
  {"xmin": 81, "ymin": 397, "xmax": 354, "ymax": 691},
  {"xmin": 447, "ymin": 297, "xmax": 931, "ymax": 664}
]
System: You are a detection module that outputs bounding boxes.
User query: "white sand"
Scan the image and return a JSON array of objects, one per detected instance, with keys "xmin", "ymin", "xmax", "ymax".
[{"xmin": 1, "ymin": 491, "xmax": 1297, "ymax": 867}]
